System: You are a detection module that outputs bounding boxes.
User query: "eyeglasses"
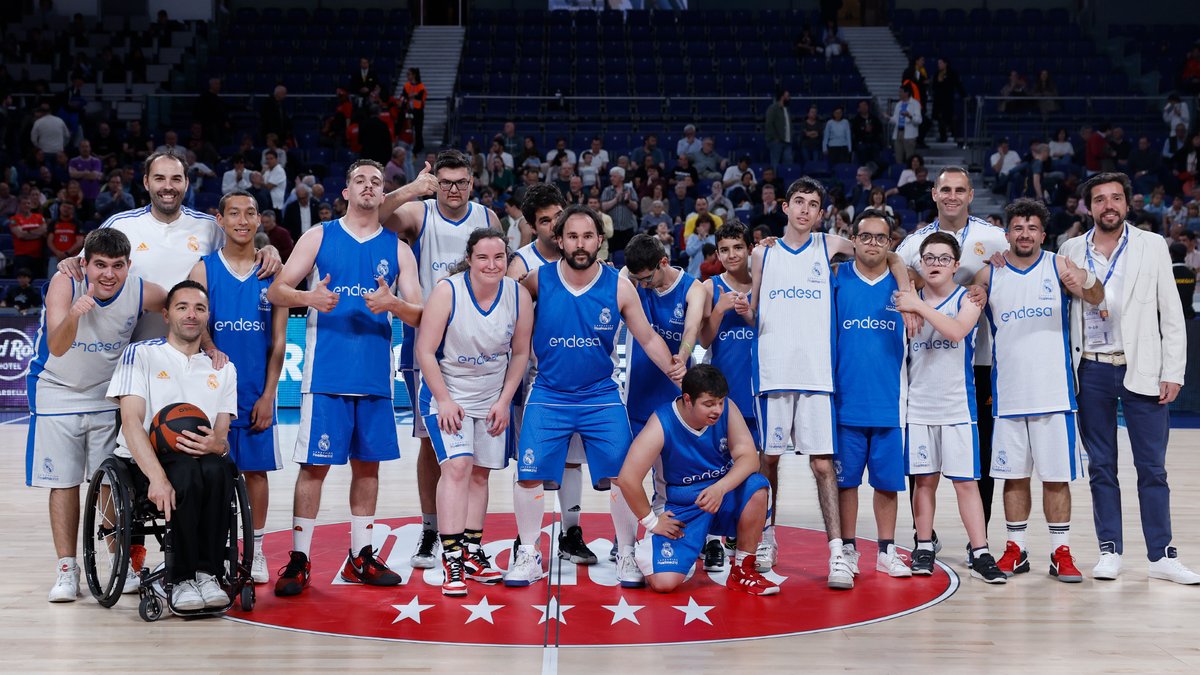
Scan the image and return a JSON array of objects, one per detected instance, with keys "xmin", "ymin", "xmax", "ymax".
[
  {"xmin": 438, "ymin": 178, "xmax": 471, "ymax": 192},
  {"xmin": 920, "ymin": 254, "xmax": 956, "ymax": 267},
  {"xmin": 854, "ymin": 232, "xmax": 890, "ymax": 247},
  {"xmin": 630, "ymin": 269, "xmax": 658, "ymax": 287}
]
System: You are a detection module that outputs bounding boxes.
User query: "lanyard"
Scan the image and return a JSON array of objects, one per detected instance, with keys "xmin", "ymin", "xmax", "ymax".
[
  {"xmin": 935, "ymin": 219, "xmax": 969, "ymax": 247},
  {"xmin": 1084, "ymin": 226, "xmax": 1128, "ymax": 287}
]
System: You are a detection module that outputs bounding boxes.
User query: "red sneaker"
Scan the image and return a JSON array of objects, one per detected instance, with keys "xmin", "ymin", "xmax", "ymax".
[
  {"xmin": 1049, "ymin": 545, "xmax": 1084, "ymax": 583},
  {"xmin": 129, "ymin": 544, "xmax": 147, "ymax": 573},
  {"xmin": 341, "ymin": 546, "xmax": 402, "ymax": 586},
  {"xmin": 274, "ymin": 551, "xmax": 311, "ymax": 597},
  {"xmin": 727, "ymin": 555, "xmax": 780, "ymax": 596},
  {"xmin": 464, "ymin": 545, "xmax": 503, "ymax": 584},
  {"xmin": 996, "ymin": 541, "xmax": 1030, "ymax": 577},
  {"xmin": 441, "ymin": 551, "xmax": 467, "ymax": 597}
]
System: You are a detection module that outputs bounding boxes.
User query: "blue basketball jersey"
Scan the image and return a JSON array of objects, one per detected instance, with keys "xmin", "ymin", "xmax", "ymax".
[
  {"xmin": 833, "ymin": 263, "xmax": 907, "ymax": 427},
  {"xmin": 623, "ymin": 268, "xmax": 693, "ymax": 423},
  {"xmin": 302, "ymin": 220, "xmax": 399, "ymax": 397},
  {"xmin": 657, "ymin": 398, "xmax": 732, "ymax": 504},
  {"xmin": 705, "ymin": 275, "xmax": 755, "ymax": 418},
  {"xmin": 204, "ymin": 251, "xmax": 274, "ymax": 428},
  {"xmin": 528, "ymin": 261, "xmax": 622, "ymax": 405}
]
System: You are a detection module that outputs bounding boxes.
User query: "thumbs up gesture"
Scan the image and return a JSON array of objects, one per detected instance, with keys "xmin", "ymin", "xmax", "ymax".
[
  {"xmin": 1058, "ymin": 256, "xmax": 1086, "ymax": 294},
  {"xmin": 365, "ymin": 275, "xmax": 395, "ymax": 314},
  {"xmin": 308, "ymin": 274, "xmax": 340, "ymax": 313},
  {"xmin": 414, "ymin": 161, "xmax": 438, "ymax": 196},
  {"xmin": 70, "ymin": 283, "xmax": 98, "ymax": 318}
]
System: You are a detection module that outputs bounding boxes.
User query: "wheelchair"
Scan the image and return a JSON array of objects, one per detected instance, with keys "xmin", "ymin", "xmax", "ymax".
[{"xmin": 81, "ymin": 456, "xmax": 256, "ymax": 621}]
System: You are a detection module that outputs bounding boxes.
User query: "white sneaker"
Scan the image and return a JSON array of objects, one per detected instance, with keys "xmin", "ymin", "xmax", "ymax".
[
  {"xmin": 828, "ymin": 554, "xmax": 854, "ymax": 590},
  {"xmin": 195, "ymin": 572, "xmax": 228, "ymax": 608},
  {"xmin": 122, "ymin": 565, "xmax": 140, "ymax": 594},
  {"xmin": 755, "ymin": 540, "xmax": 778, "ymax": 573},
  {"xmin": 251, "ymin": 551, "xmax": 269, "ymax": 584},
  {"xmin": 48, "ymin": 560, "xmax": 80, "ymax": 603},
  {"xmin": 1148, "ymin": 547, "xmax": 1200, "ymax": 585},
  {"xmin": 841, "ymin": 544, "xmax": 861, "ymax": 576},
  {"xmin": 504, "ymin": 545, "xmax": 544, "ymax": 587},
  {"xmin": 171, "ymin": 580, "xmax": 205, "ymax": 611},
  {"xmin": 1092, "ymin": 551, "xmax": 1122, "ymax": 580},
  {"xmin": 617, "ymin": 550, "xmax": 645, "ymax": 588},
  {"xmin": 877, "ymin": 544, "xmax": 913, "ymax": 578}
]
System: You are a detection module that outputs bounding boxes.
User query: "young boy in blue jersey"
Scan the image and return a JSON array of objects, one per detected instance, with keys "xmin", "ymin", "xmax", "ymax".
[
  {"xmin": 833, "ymin": 209, "xmax": 912, "ymax": 579},
  {"xmin": 616, "ymin": 364, "xmax": 778, "ymax": 596},
  {"xmin": 188, "ymin": 190, "xmax": 288, "ymax": 585}
]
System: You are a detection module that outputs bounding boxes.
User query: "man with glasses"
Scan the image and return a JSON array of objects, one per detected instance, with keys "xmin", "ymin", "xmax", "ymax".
[{"xmin": 383, "ymin": 149, "xmax": 500, "ymax": 571}]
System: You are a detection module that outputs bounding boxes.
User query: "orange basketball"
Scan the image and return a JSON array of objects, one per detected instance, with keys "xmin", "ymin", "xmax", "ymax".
[{"xmin": 148, "ymin": 403, "xmax": 211, "ymax": 454}]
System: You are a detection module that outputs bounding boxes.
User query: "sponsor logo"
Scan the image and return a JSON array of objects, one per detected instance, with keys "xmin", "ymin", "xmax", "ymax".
[
  {"xmin": 681, "ymin": 464, "xmax": 731, "ymax": 485},
  {"xmin": 717, "ymin": 327, "xmax": 754, "ymax": 341},
  {"xmin": 376, "ymin": 258, "xmax": 390, "ymax": 277},
  {"xmin": 548, "ymin": 335, "xmax": 602, "ymax": 348},
  {"xmin": 0, "ymin": 328, "xmax": 34, "ymax": 381},
  {"xmin": 842, "ymin": 316, "xmax": 897, "ymax": 331},
  {"xmin": 187, "ymin": 235, "xmax": 200, "ymax": 253},
  {"xmin": 70, "ymin": 339, "xmax": 126, "ymax": 353},
  {"xmin": 767, "ymin": 286, "xmax": 822, "ymax": 300},
  {"xmin": 214, "ymin": 318, "xmax": 267, "ymax": 332},
  {"xmin": 430, "ymin": 259, "xmax": 460, "ymax": 273},
  {"xmin": 332, "ymin": 283, "xmax": 379, "ymax": 298},
  {"xmin": 458, "ymin": 351, "xmax": 506, "ymax": 366},
  {"xmin": 999, "ymin": 305, "xmax": 1054, "ymax": 323},
  {"xmin": 654, "ymin": 324, "xmax": 683, "ymax": 343},
  {"xmin": 136, "ymin": 242, "xmax": 149, "ymax": 252},
  {"xmin": 911, "ymin": 338, "xmax": 959, "ymax": 352},
  {"xmin": 207, "ymin": 374, "xmax": 219, "ymax": 390},
  {"xmin": 156, "ymin": 370, "xmax": 170, "ymax": 380}
]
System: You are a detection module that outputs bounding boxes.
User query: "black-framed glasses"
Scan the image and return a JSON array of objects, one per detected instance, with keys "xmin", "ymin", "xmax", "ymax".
[
  {"xmin": 920, "ymin": 254, "xmax": 956, "ymax": 267},
  {"xmin": 630, "ymin": 269, "xmax": 657, "ymax": 287},
  {"xmin": 438, "ymin": 178, "xmax": 471, "ymax": 192},
  {"xmin": 854, "ymin": 232, "xmax": 890, "ymax": 247}
]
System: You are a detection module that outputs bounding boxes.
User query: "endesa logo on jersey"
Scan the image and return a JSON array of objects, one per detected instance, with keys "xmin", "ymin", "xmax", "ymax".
[
  {"xmin": 457, "ymin": 351, "xmax": 506, "ymax": 366},
  {"xmin": 767, "ymin": 286, "xmax": 822, "ymax": 300},
  {"xmin": 548, "ymin": 335, "xmax": 602, "ymax": 348},
  {"xmin": 718, "ymin": 327, "xmax": 754, "ymax": 341},
  {"xmin": 70, "ymin": 339, "xmax": 126, "ymax": 353},
  {"xmin": 842, "ymin": 316, "xmax": 897, "ymax": 331},
  {"xmin": 332, "ymin": 283, "xmax": 379, "ymax": 298},
  {"xmin": 999, "ymin": 305, "xmax": 1054, "ymax": 323},
  {"xmin": 214, "ymin": 318, "xmax": 267, "ymax": 332},
  {"xmin": 911, "ymin": 337, "xmax": 959, "ymax": 351},
  {"xmin": 653, "ymin": 324, "xmax": 683, "ymax": 343},
  {"xmin": 429, "ymin": 259, "xmax": 461, "ymax": 273}
]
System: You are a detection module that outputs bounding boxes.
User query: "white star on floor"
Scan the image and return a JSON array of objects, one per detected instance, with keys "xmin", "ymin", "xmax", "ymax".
[
  {"xmin": 601, "ymin": 596, "xmax": 645, "ymax": 625},
  {"xmin": 391, "ymin": 596, "xmax": 434, "ymax": 624},
  {"xmin": 532, "ymin": 597, "xmax": 574, "ymax": 624},
  {"xmin": 463, "ymin": 596, "xmax": 505, "ymax": 625},
  {"xmin": 672, "ymin": 596, "xmax": 715, "ymax": 626}
]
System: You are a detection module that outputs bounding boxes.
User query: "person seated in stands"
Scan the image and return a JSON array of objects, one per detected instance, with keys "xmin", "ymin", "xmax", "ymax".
[
  {"xmin": 3, "ymin": 268, "xmax": 42, "ymax": 311},
  {"xmin": 990, "ymin": 138, "xmax": 1022, "ymax": 195},
  {"xmin": 998, "ymin": 70, "xmax": 1029, "ymax": 114},
  {"xmin": 693, "ymin": 138, "xmax": 727, "ymax": 182}
]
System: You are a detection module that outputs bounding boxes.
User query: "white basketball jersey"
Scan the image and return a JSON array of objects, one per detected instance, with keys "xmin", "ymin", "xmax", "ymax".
[
  {"xmin": 29, "ymin": 275, "xmax": 145, "ymax": 414},
  {"xmin": 985, "ymin": 252, "xmax": 1076, "ymax": 417},
  {"xmin": 514, "ymin": 242, "xmax": 554, "ymax": 275},
  {"xmin": 416, "ymin": 200, "xmax": 491, "ymax": 299},
  {"xmin": 753, "ymin": 233, "xmax": 834, "ymax": 393},
  {"xmin": 906, "ymin": 286, "xmax": 977, "ymax": 425}
]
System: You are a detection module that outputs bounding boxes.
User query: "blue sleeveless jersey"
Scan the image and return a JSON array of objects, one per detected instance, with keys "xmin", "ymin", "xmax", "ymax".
[
  {"xmin": 833, "ymin": 263, "xmax": 907, "ymax": 427},
  {"xmin": 301, "ymin": 220, "xmax": 399, "ymax": 396},
  {"xmin": 528, "ymin": 261, "xmax": 622, "ymax": 405},
  {"xmin": 205, "ymin": 251, "xmax": 274, "ymax": 427},
  {"xmin": 657, "ymin": 398, "xmax": 732, "ymax": 504},
  {"xmin": 624, "ymin": 269, "xmax": 693, "ymax": 423},
  {"xmin": 706, "ymin": 276, "xmax": 755, "ymax": 418}
]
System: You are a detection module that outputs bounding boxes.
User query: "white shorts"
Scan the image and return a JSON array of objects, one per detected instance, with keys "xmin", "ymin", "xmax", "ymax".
[
  {"xmin": 755, "ymin": 392, "xmax": 835, "ymax": 456},
  {"xmin": 26, "ymin": 412, "xmax": 118, "ymax": 488},
  {"xmin": 906, "ymin": 423, "xmax": 980, "ymax": 480},
  {"xmin": 426, "ymin": 414, "xmax": 508, "ymax": 470},
  {"xmin": 990, "ymin": 412, "xmax": 1081, "ymax": 482}
]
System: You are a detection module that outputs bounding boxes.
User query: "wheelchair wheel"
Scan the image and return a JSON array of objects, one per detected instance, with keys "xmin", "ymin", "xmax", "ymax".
[
  {"xmin": 226, "ymin": 476, "xmax": 255, "ymax": 584},
  {"xmin": 138, "ymin": 594, "xmax": 163, "ymax": 622},
  {"xmin": 239, "ymin": 584, "xmax": 255, "ymax": 611},
  {"xmin": 82, "ymin": 458, "xmax": 133, "ymax": 608}
]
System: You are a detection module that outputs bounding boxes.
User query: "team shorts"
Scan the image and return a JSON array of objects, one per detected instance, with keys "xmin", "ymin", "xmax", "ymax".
[
  {"xmin": 517, "ymin": 403, "xmax": 632, "ymax": 488},
  {"xmin": 834, "ymin": 425, "xmax": 906, "ymax": 491},
  {"xmin": 514, "ymin": 403, "xmax": 587, "ymax": 464},
  {"xmin": 294, "ymin": 393, "xmax": 400, "ymax": 465},
  {"xmin": 635, "ymin": 473, "xmax": 770, "ymax": 575},
  {"xmin": 756, "ymin": 392, "xmax": 836, "ymax": 456},
  {"xmin": 906, "ymin": 423, "xmax": 980, "ymax": 480},
  {"xmin": 402, "ymin": 370, "xmax": 430, "ymax": 438},
  {"xmin": 25, "ymin": 411, "xmax": 118, "ymax": 488},
  {"xmin": 229, "ymin": 425, "xmax": 282, "ymax": 472},
  {"xmin": 990, "ymin": 412, "xmax": 1080, "ymax": 482},
  {"xmin": 424, "ymin": 414, "xmax": 509, "ymax": 470}
]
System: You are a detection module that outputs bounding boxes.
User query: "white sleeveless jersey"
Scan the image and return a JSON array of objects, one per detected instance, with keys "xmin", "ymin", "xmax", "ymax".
[
  {"xmin": 28, "ymin": 275, "xmax": 144, "ymax": 414},
  {"xmin": 753, "ymin": 233, "xmax": 834, "ymax": 393},
  {"xmin": 419, "ymin": 273, "xmax": 519, "ymax": 418},
  {"xmin": 984, "ymin": 252, "xmax": 1076, "ymax": 417},
  {"xmin": 907, "ymin": 286, "xmax": 977, "ymax": 425},
  {"xmin": 513, "ymin": 242, "xmax": 554, "ymax": 276},
  {"xmin": 416, "ymin": 200, "xmax": 491, "ymax": 299}
]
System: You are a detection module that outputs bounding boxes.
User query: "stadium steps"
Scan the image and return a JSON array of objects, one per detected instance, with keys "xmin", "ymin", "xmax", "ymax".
[
  {"xmin": 841, "ymin": 26, "xmax": 909, "ymax": 112},
  {"xmin": 397, "ymin": 25, "xmax": 467, "ymax": 149}
]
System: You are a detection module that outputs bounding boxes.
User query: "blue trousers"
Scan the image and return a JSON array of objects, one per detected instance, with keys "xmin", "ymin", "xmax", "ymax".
[{"xmin": 1077, "ymin": 359, "xmax": 1173, "ymax": 561}]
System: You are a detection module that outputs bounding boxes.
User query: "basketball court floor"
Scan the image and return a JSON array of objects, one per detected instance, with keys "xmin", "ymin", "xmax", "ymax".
[{"xmin": 3, "ymin": 414, "xmax": 1198, "ymax": 672}]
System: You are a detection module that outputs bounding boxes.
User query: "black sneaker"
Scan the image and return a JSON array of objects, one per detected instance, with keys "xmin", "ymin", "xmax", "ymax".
[
  {"xmin": 608, "ymin": 541, "xmax": 618, "ymax": 562},
  {"xmin": 911, "ymin": 548, "xmax": 935, "ymax": 576},
  {"xmin": 971, "ymin": 552, "xmax": 1008, "ymax": 584},
  {"xmin": 341, "ymin": 546, "xmax": 402, "ymax": 586},
  {"xmin": 410, "ymin": 528, "xmax": 438, "ymax": 569},
  {"xmin": 723, "ymin": 536, "xmax": 737, "ymax": 556},
  {"xmin": 557, "ymin": 526, "xmax": 598, "ymax": 565},
  {"xmin": 703, "ymin": 539, "xmax": 726, "ymax": 572},
  {"xmin": 274, "ymin": 550, "xmax": 310, "ymax": 597}
]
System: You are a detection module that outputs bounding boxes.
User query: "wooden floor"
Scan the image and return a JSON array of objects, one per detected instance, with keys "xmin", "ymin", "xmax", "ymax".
[{"xmin": 3, "ymin": 417, "xmax": 1199, "ymax": 673}]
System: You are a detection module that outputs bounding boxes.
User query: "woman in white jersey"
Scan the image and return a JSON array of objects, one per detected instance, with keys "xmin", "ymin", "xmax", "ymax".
[{"xmin": 416, "ymin": 228, "xmax": 534, "ymax": 597}]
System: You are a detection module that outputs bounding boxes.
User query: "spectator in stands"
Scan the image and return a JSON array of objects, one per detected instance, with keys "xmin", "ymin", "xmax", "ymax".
[
  {"xmin": 8, "ymin": 197, "xmax": 47, "ymax": 278},
  {"xmin": 586, "ymin": 136, "xmax": 610, "ymax": 173},
  {"xmin": 1049, "ymin": 127, "xmax": 1075, "ymax": 163},
  {"xmin": 0, "ymin": 183, "xmax": 16, "ymax": 222},
  {"xmin": 67, "ymin": 139, "xmax": 102, "ymax": 205},
  {"xmin": 631, "ymin": 134, "xmax": 664, "ymax": 170},
  {"xmin": 722, "ymin": 155, "xmax": 754, "ymax": 190},
  {"xmin": 186, "ymin": 122, "xmax": 220, "ymax": 168},
  {"xmin": 633, "ymin": 157, "xmax": 662, "ymax": 195},
  {"xmin": 31, "ymin": 104, "xmax": 70, "ymax": 156},
  {"xmin": 463, "ymin": 139, "xmax": 488, "ymax": 186},
  {"xmin": 931, "ymin": 58, "xmax": 966, "ymax": 143},
  {"xmin": 154, "ymin": 130, "xmax": 187, "ymax": 164},
  {"xmin": 401, "ymin": 69, "xmax": 427, "ymax": 153},
  {"xmin": 553, "ymin": 162, "xmax": 576, "ymax": 197},
  {"xmin": 765, "ymin": 89, "xmax": 793, "ymax": 167},
  {"xmin": 385, "ymin": 146, "xmax": 408, "ymax": 189},
  {"xmin": 1109, "ymin": 127, "xmax": 1132, "ymax": 171},
  {"xmin": 849, "ymin": 166, "xmax": 875, "ymax": 214},
  {"xmin": 1164, "ymin": 122, "xmax": 1190, "ymax": 161},
  {"xmin": 727, "ymin": 170, "xmax": 755, "ymax": 208},
  {"xmin": 641, "ymin": 199, "xmax": 672, "ymax": 234},
  {"xmin": 750, "ymin": 183, "xmax": 786, "ymax": 236},
  {"xmin": 586, "ymin": 193, "xmax": 614, "ymax": 262},
  {"xmin": 94, "ymin": 171, "xmax": 133, "ymax": 222},
  {"xmin": 1129, "ymin": 136, "xmax": 1164, "ymax": 195},
  {"xmin": 488, "ymin": 137, "xmax": 514, "ymax": 172},
  {"xmin": 488, "ymin": 155, "xmax": 515, "ymax": 197},
  {"xmin": 891, "ymin": 85, "xmax": 922, "ymax": 166},
  {"xmin": 800, "ymin": 105, "xmax": 824, "ymax": 164},
  {"xmin": 693, "ymin": 137, "xmax": 726, "ymax": 181},
  {"xmin": 1173, "ymin": 133, "xmax": 1200, "ymax": 196},
  {"xmin": 1032, "ymin": 70, "xmax": 1060, "ymax": 117},
  {"xmin": 1186, "ymin": 203, "xmax": 1200, "ymax": 232},
  {"xmin": 998, "ymin": 70, "xmax": 1029, "ymax": 114},
  {"xmin": 851, "ymin": 99, "xmax": 883, "ymax": 168},
  {"xmin": 1048, "ymin": 194, "xmax": 1084, "ymax": 243},
  {"xmin": 349, "ymin": 57, "xmax": 380, "ymax": 104},
  {"xmin": 705, "ymin": 179, "xmax": 733, "ymax": 219},
  {"xmin": 820, "ymin": 105, "xmax": 852, "ymax": 165},
  {"xmin": 1146, "ymin": 188, "xmax": 1170, "ymax": 225},
  {"xmin": 545, "ymin": 137, "xmax": 576, "ymax": 171},
  {"xmin": 669, "ymin": 182, "xmax": 694, "ymax": 223},
  {"xmin": 1164, "ymin": 93, "xmax": 1191, "ymax": 133},
  {"xmin": 751, "ymin": 225, "xmax": 771, "ymax": 245},
  {"xmin": 195, "ymin": 77, "xmax": 230, "ymax": 146},
  {"xmin": 652, "ymin": 221, "xmax": 680, "ymax": 265},
  {"xmin": 261, "ymin": 133, "xmax": 288, "ymax": 169},
  {"xmin": 90, "ymin": 122, "xmax": 118, "ymax": 163},
  {"xmin": 1166, "ymin": 195, "xmax": 1188, "ymax": 229},
  {"xmin": 517, "ymin": 136, "xmax": 542, "ymax": 172},
  {"xmin": 46, "ymin": 200, "xmax": 82, "ymax": 277},
  {"xmin": 1181, "ymin": 48, "xmax": 1200, "ymax": 96},
  {"xmin": 1085, "ymin": 125, "xmax": 1113, "ymax": 176},
  {"xmin": 513, "ymin": 166, "xmax": 541, "ymax": 207},
  {"xmin": 990, "ymin": 138, "xmax": 1022, "ymax": 195},
  {"xmin": 357, "ymin": 107, "xmax": 393, "ymax": 166},
  {"xmin": 639, "ymin": 177, "xmax": 666, "ymax": 215},
  {"xmin": 261, "ymin": 150, "xmax": 287, "ymax": 210},
  {"xmin": 185, "ymin": 150, "xmax": 216, "ymax": 198},
  {"xmin": 1023, "ymin": 142, "xmax": 1063, "ymax": 204},
  {"xmin": 685, "ymin": 215, "xmax": 716, "ymax": 278},
  {"xmin": 601, "ymin": 167, "xmax": 638, "ymax": 253},
  {"xmin": 260, "ymin": 85, "xmax": 293, "ymax": 147},
  {"xmin": 260, "ymin": 209, "xmax": 294, "ymax": 263},
  {"xmin": 2, "ymin": 269, "xmax": 40, "ymax": 310},
  {"xmin": 899, "ymin": 167, "xmax": 935, "ymax": 215},
  {"xmin": 283, "ymin": 183, "xmax": 320, "ymax": 240},
  {"xmin": 221, "ymin": 155, "xmax": 253, "ymax": 195},
  {"xmin": 677, "ymin": 124, "xmax": 701, "ymax": 159},
  {"xmin": 669, "ymin": 153, "xmax": 699, "ymax": 198},
  {"xmin": 317, "ymin": 202, "xmax": 333, "ymax": 223},
  {"xmin": 683, "ymin": 196, "xmax": 724, "ymax": 239},
  {"xmin": 821, "ymin": 19, "xmax": 846, "ymax": 59},
  {"xmin": 1170, "ymin": 243, "xmax": 1196, "ymax": 320},
  {"xmin": 892, "ymin": 154, "xmax": 924, "ymax": 192},
  {"xmin": 565, "ymin": 175, "xmax": 586, "ymax": 206},
  {"xmin": 902, "ymin": 56, "xmax": 931, "ymax": 148},
  {"xmin": 497, "ymin": 121, "xmax": 520, "ymax": 159},
  {"xmin": 757, "ymin": 166, "xmax": 785, "ymax": 203}
]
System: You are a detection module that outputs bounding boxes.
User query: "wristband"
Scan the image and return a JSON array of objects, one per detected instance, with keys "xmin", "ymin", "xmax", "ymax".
[
  {"xmin": 1083, "ymin": 270, "xmax": 1097, "ymax": 289},
  {"xmin": 639, "ymin": 512, "xmax": 659, "ymax": 532},
  {"xmin": 679, "ymin": 341, "xmax": 693, "ymax": 356}
]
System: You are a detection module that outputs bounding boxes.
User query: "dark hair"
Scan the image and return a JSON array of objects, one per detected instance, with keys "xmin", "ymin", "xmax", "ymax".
[
  {"xmin": 918, "ymin": 231, "xmax": 962, "ymax": 260},
  {"xmin": 694, "ymin": 213, "xmax": 715, "ymax": 231},
  {"xmin": 752, "ymin": 225, "xmax": 772, "ymax": 239},
  {"xmin": 681, "ymin": 363, "xmax": 729, "ymax": 401},
  {"xmin": 1079, "ymin": 171, "xmax": 1133, "ymax": 210},
  {"xmin": 702, "ymin": 242, "xmax": 717, "ymax": 257},
  {"xmin": 521, "ymin": 183, "xmax": 566, "ymax": 225},
  {"xmin": 1004, "ymin": 197, "xmax": 1051, "ymax": 227},
  {"xmin": 715, "ymin": 221, "xmax": 751, "ymax": 246},
  {"xmin": 83, "ymin": 228, "xmax": 131, "ymax": 262},
  {"xmin": 143, "ymin": 151, "xmax": 187, "ymax": 178},
  {"xmin": 447, "ymin": 228, "xmax": 509, "ymax": 276},
  {"xmin": 218, "ymin": 189, "xmax": 257, "ymax": 215},
  {"xmin": 408, "ymin": 67, "xmax": 422, "ymax": 83},
  {"xmin": 1170, "ymin": 242, "xmax": 1187, "ymax": 263},
  {"xmin": 434, "ymin": 148, "xmax": 470, "ymax": 174},
  {"xmin": 15, "ymin": 267, "xmax": 31, "ymax": 278},
  {"xmin": 166, "ymin": 279, "xmax": 209, "ymax": 307},
  {"xmin": 624, "ymin": 233, "xmax": 668, "ymax": 273},
  {"xmin": 265, "ymin": 149, "xmax": 278, "ymax": 159},
  {"xmin": 852, "ymin": 207, "xmax": 896, "ymax": 234},
  {"xmin": 232, "ymin": 154, "xmax": 246, "ymax": 164},
  {"xmin": 345, "ymin": 158, "xmax": 385, "ymax": 184},
  {"xmin": 554, "ymin": 204, "xmax": 605, "ymax": 238},
  {"xmin": 934, "ymin": 166, "xmax": 972, "ymax": 188},
  {"xmin": 784, "ymin": 176, "xmax": 827, "ymax": 204}
]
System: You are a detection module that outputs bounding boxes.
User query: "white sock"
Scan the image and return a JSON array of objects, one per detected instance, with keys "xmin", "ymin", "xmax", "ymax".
[
  {"xmin": 608, "ymin": 483, "xmax": 639, "ymax": 551},
  {"xmin": 705, "ymin": 534, "xmax": 720, "ymax": 544},
  {"xmin": 514, "ymin": 483, "xmax": 545, "ymax": 548},
  {"xmin": 1048, "ymin": 522, "xmax": 1070, "ymax": 549},
  {"xmin": 917, "ymin": 541, "xmax": 935, "ymax": 552},
  {"xmin": 253, "ymin": 529, "xmax": 264, "ymax": 546},
  {"xmin": 734, "ymin": 550, "xmax": 750, "ymax": 565},
  {"xmin": 350, "ymin": 515, "xmax": 374, "ymax": 553},
  {"xmin": 292, "ymin": 517, "xmax": 317, "ymax": 556},
  {"xmin": 559, "ymin": 466, "xmax": 583, "ymax": 531},
  {"xmin": 421, "ymin": 512, "xmax": 438, "ymax": 532},
  {"xmin": 763, "ymin": 525, "xmax": 777, "ymax": 545},
  {"xmin": 828, "ymin": 538, "xmax": 843, "ymax": 557},
  {"xmin": 1006, "ymin": 520, "xmax": 1028, "ymax": 551},
  {"xmin": 58, "ymin": 556, "xmax": 77, "ymax": 569},
  {"xmin": 971, "ymin": 546, "xmax": 990, "ymax": 559}
]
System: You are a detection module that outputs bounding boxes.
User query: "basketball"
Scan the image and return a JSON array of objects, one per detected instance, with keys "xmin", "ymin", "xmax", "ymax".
[{"xmin": 148, "ymin": 402, "xmax": 211, "ymax": 454}]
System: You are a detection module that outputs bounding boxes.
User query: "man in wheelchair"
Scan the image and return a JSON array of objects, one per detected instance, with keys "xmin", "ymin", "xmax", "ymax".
[{"xmin": 106, "ymin": 280, "xmax": 239, "ymax": 611}]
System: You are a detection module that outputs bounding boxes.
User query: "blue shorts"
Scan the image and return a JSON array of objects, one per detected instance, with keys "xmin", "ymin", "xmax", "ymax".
[
  {"xmin": 517, "ymin": 403, "xmax": 632, "ymax": 488},
  {"xmin": 401, "ymin": 370, "xmax": 429, "ymax": 438},
  {"xmin": 229, "ymin": 425, "xmax": 282, "ymax": 472},
  {"xmin": 293, "ymin": 393, "xmax": 400, "ymax": 465},
  {"xmin": 834, "ymin": 425, "xmax": 906, "ymax": 491},
  {"xmin": 645, "ymin": 473, "xmax": 770, "ymax": 575}
]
